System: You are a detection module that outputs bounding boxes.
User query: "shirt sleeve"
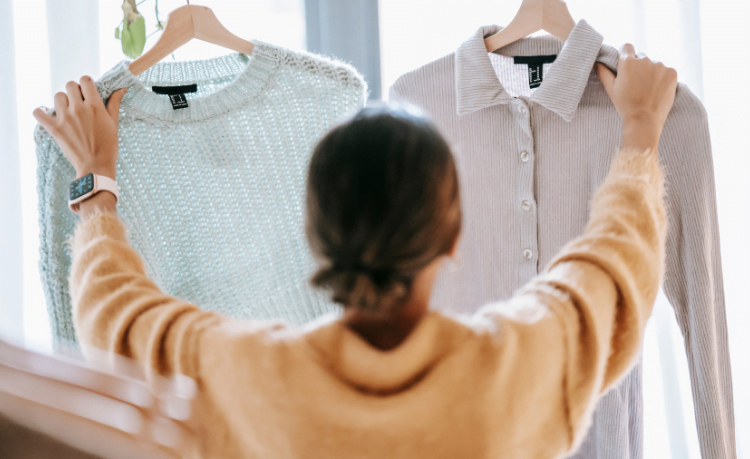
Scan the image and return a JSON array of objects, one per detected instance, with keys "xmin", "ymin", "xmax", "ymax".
[
  {"xmin": 474, "ymin": 147, "xmax": 667, "ymax": 454},
  {"xmin": 658, "ymin": 84, "xmax": 736, "ymax": 459}
]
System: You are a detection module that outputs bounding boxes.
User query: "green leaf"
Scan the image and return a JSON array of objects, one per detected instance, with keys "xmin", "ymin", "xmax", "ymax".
[
  {"xmin": 120, "ymin": 16, "xmax": 146, "ymax": 59},
  {"xmin": 114, "ymin": 26, "xmax": 120, "ymax": 40}
]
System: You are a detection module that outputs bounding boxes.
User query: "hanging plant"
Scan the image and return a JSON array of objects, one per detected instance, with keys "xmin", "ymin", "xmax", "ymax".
[
  {"xmin": 115, "ymin": 0, "xmax": 146, "ymax": 58},
  {"xmin": 115, "ymin": 0, "xmax": 163, "ymax": 59}
]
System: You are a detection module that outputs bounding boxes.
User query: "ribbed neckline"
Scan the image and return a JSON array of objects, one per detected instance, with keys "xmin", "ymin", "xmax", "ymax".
[{"xmin": 100, "ymin": 41, "xmax": 281, "ymax": 124}]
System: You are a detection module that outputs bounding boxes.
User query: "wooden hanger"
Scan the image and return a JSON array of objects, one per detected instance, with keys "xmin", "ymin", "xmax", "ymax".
[
  {"xmin": 484, "ymin": 0, "xmax": 576, "ymax": 53},
  {"xmin": 129, "ymin": 1, "xmax": 255, "ymax": 76}
]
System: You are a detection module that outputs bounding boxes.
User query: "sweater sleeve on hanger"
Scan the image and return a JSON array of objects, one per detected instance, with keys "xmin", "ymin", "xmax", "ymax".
[
  {"xmin": 34, "ymin": 125, "xmax": 80, "ymax": 345},
  {"xmin": 658, "ymin": 83, "xmax": 736, "ymax": 459}
]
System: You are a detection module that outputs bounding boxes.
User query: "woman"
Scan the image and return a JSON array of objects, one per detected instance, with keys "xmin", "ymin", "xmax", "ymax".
[{"xmin": 34, "ymin": 44, "xmax": 676, "ymax": 459}]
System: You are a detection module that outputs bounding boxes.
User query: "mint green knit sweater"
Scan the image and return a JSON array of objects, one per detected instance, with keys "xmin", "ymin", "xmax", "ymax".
[{"xmin": 34, "ymin": 41, "xmax": 367, "ymax": 344}]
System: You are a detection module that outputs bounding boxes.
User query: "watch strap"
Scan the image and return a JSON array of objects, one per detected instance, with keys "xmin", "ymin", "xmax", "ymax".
[
  {"xmin": 69, "ymin": 174, "xmax": 119, "ymax": 213},
  {"xmin": 95, "ymin": 175, "xmax": 119, "ymax": 202}
]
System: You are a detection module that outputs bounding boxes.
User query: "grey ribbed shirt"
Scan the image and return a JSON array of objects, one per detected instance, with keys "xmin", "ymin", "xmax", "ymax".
[{"xmin": 390, "ymin": 20, "xmax": 735, "ymax": 459}]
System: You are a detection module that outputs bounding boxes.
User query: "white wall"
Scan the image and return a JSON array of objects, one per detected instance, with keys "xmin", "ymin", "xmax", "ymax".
[{"xmin": 45, "ymin": 0, "xmax": 100, "ymax": 95}]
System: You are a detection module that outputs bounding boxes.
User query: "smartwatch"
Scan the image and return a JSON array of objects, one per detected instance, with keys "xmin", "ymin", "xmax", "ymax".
[{"xmin": 68, "ymin": 173, "xmax": 119, "ymax": 213}]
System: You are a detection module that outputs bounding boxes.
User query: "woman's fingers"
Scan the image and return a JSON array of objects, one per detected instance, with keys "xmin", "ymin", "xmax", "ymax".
[
  {"xmin": 595, "ymin": 63, "xmax": 616, "ymax": 96},
  {"xmin": 66, "ymin": 80, "xmax": 84, "ymax": 106},
  {"xmin": 35, "ymin": 74, "xmax": 123, "ymax": 180},
  {"xmin": 53, "ymin": 91, "xmax": 69, "ymax": 114},
  {"xmin": 106, "ymin": 88, "xmax": 127, "ymax": 122},
  {"xmin": 32, "ymin": 107, "xmax": 56, "ymax": 133},
  {"xmin": 619, "ymin": 43, "xmax": 636, "ymax": 59},
  {"xmin": 80, "ymin": 76, "xmax": 101, "ymax": 107},
  {"xmin": 666, "ymin": 67, "xmax": 678, "ymax": 82}
]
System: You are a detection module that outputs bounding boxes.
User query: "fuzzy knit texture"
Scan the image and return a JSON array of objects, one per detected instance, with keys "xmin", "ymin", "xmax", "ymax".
[
  {"xmin": 68, "ymin": 146, "xmax": 665, "ymax": 459},
  {"xmin": 389, "ymin": 20, "xmax": 735, "ymax": 459},
  {"xmin": 34, "ymin": 41, "xmax": 367, "ymax": 345}
]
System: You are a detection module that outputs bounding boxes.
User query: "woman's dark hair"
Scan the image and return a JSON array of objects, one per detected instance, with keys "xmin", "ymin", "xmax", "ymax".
[{"xmin": 306, "ymin": 104, "xmax": 461, "ymax": 312}]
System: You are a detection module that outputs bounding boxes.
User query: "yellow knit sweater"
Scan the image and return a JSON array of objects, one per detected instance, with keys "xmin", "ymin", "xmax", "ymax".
[{"xmin": 70, "ymin": 148, "xmax": 666, "ymax": 459}]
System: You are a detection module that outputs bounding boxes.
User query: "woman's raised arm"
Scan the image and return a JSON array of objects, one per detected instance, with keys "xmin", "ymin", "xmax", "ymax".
[{"xmin": 471, "ymin": 44, "xmax": 675, "ymax": 455}]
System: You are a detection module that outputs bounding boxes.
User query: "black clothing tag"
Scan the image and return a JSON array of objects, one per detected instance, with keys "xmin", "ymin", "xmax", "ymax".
[
  {"xmin": 514, "ymin": 55, "xmax": 557, "ymax": 88},
  {"xmin": 151, "ymin": 84, "xmax": 198, "ymax": 95},
  {"xmin": 168, "ymin": 93, "xmax": 189, "ymax": 110}
]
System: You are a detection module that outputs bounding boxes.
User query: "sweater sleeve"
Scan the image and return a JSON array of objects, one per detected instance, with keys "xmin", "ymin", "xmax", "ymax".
[
  {"xmin": 548, "ymin": 147, "xmax": 667, "ymax": 387},
  {"xmin": 34, "ymin": 126, "xmax": 80, "ymax": 345},
  {"xmin": 476, "ymin": 147, "xmax": 667, "ymax": 453},
  {"xmin": 69, "ymin": 212, "xmax": 225, "ymax": 379}
]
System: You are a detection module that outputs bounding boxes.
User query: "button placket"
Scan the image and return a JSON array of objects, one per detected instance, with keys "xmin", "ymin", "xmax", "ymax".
[{"xmin": 512, "ymin": 99, "xmax": 538, "ymax": 282}]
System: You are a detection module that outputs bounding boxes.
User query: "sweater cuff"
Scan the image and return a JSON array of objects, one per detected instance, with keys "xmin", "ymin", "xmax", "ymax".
[
  {"xmin": 72, "ymin": 211, "xmax": 129, "ymax": 251},
  {"xmin": 608, "ymin": 147, "xmax": 665, "ymax": 193},
  {"xmin": 545, "ymin": 146, "xmax": 667, "ymax": 294}
]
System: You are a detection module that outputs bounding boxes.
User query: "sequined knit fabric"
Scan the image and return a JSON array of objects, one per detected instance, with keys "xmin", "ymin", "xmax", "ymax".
[{"xmin": 34, "ymin": 41, "xmax": 367, "ymax": 344}]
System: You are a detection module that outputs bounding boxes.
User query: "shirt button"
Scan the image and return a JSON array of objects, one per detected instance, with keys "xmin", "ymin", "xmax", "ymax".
[
  {"xmin": 523, "ymin": 249, "xmax": 533, "ymax": 260},
  {"xmin": 522, "ymin": 200, "xmax": 532, "ymax": 211},
  {"xmin": 518, "ymin": 105, "xmax": 527, "ymax": 115},
  {"xmin": 521, "ymin": 151, "xmax": 530, "ymax": 162}
]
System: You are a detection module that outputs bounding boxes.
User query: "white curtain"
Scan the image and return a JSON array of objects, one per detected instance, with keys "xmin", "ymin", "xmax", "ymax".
[
  {"xmin": 1, "ymin": 0, "xmax": 747, "ymax": 457},
  {"xmin": 0, "ymin": 0, "xmax": 23, "ymax": 343}
]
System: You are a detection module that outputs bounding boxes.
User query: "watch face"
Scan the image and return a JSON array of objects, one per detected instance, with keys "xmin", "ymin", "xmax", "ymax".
[{"xmin": 70, "ymin": 173, "xmax": 94, "ymax": 201}]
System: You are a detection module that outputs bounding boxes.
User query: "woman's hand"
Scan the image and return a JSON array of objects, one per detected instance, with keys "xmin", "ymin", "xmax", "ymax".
[
  {"xmin": 33, "ymin": 77, "xmax": 127, "ymax": 180},
  {"xmin": 596, "ymin": 44, "xmax": 678, "ymax": 152}
]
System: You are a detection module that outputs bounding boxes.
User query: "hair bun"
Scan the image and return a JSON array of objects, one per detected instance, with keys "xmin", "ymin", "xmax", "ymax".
[
  {"xmin": 332, "ymin": 262, "xmax": 381, "ymax": 277},
  {"xmin": 311, "ymin": 263, "xmax": 410, "ymax": 312}
]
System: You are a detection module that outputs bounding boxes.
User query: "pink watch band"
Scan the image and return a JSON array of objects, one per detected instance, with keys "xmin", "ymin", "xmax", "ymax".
[{"xmin": 69, "ymin": 174, "xmax": 119, "ymax": 214}]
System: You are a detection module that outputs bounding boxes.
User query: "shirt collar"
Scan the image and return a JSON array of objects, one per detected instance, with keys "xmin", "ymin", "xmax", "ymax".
[{"xmin": 454, "ymin": 19, "xmax": 606, "ymax": 121}]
